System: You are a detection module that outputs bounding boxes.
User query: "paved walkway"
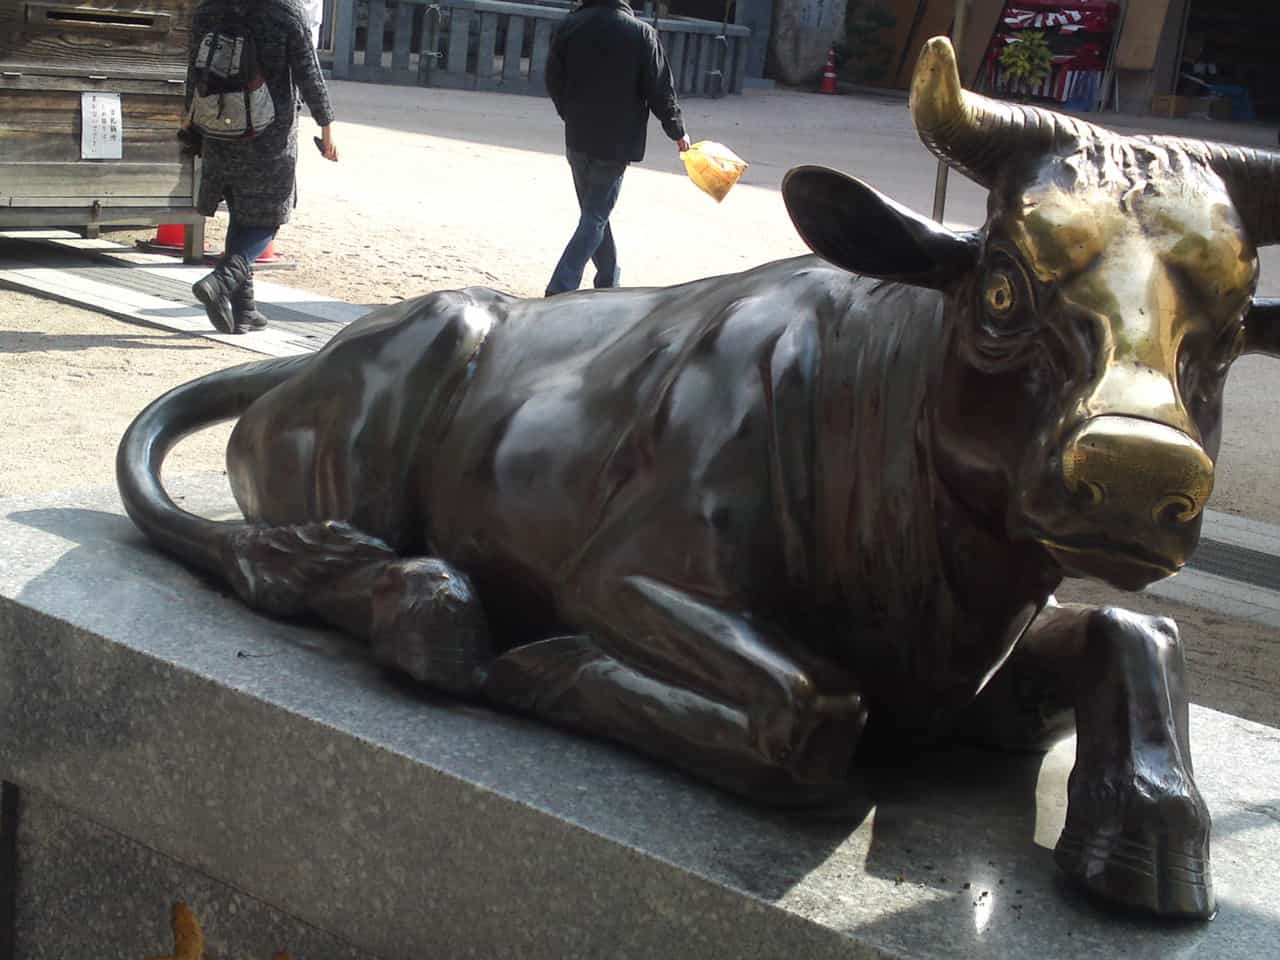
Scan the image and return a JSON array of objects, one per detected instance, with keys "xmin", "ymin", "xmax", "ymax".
[{"xmin": 0, "ymin": 233, "xmax": 366, "ymax": 358}]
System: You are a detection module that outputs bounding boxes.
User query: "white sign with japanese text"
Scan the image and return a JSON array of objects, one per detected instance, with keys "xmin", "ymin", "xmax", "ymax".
[{"xmin": 81, "ymin": 92, "xmax": 123, "ymax": 160}]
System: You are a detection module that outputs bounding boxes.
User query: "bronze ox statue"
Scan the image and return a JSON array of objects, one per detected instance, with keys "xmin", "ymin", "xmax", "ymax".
[{"xmin": 118, "ymin": 38, "xmax": 1280, "ymax": 921}]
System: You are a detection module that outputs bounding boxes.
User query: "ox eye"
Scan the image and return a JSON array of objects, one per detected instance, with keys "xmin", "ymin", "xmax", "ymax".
[
  {"xmin": 986, "ymin": 274, "xmax": 1016, "ymax": 316},
  {"xmin": 969, "ymin": 256, "xmax": 1040, "ymax": 369},
  {"xmin": 979, "ymin": 258, "xmax": 1035, "ymax": 338}
]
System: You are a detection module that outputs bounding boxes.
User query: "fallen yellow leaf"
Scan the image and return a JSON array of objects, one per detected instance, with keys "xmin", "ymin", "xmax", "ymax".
[
  {"xmin": 146, "ymin": 901, "xmax": 204, "ymax": 960},
  {"xmin": 145, "ymin": 902, "xmax": 294, "ymax": 960}
]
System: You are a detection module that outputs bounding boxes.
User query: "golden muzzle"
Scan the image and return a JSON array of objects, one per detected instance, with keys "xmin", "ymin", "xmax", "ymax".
[{"xmin": 1061, "ymin": 417, "xmax": 1214, "ymax": 525}]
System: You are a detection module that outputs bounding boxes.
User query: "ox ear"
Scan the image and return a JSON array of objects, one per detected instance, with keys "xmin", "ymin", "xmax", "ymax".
[
  {"xmin": 1246, "ymin": 298, "xmax": 1280, "ymax": 357},
  {"xmin": 782, "ymin": 165, "xmax": 979, "ymax": 289}
]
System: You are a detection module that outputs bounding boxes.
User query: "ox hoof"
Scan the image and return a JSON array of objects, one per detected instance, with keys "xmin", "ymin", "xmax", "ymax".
[
  {"xmin": 749, "ymin": 691, "xmax": 867, "ymax": 801},
  {"xmin": 370, "ymin": 558, "xmax": 492, "ymax": 697},
  {"xmin": 1054, "ymin": 782, "xmax": 1214, "ymax": 920}
]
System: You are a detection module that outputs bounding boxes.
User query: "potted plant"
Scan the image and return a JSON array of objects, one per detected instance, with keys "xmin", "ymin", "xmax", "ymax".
[{"xmin": 998, "ymin": 30, "xmax": 1053, "ymax": 100}]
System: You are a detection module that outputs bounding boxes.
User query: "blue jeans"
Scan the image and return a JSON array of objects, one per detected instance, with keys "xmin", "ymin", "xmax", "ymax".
[
  {"xmin": 225, "ymin": 221, "xmax": 277, "ymax": 264},
  {"xmin": 546, "ymin": 150, "xmax": 628, "ymax": 295}
]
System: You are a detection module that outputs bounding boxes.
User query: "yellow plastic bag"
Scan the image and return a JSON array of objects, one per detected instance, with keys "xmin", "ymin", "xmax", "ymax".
[{"xmin": 681, "ymin": 140, "xmax": 748, "ymax": 203}]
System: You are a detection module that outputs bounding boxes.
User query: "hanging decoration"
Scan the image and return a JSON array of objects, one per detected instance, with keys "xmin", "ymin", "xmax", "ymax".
[{"xmin": 976, "ymin": 0, "xmax": 1120, "ymax": 111}]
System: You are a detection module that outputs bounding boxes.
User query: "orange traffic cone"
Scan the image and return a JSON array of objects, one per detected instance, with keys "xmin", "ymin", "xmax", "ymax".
[
  {"xmin": 148, "ymin": 223, "xmax": 188, "ymax": 252},
  {"xmin": 819, "ymin": 47, "xmax": 838, "ymax": 95}
]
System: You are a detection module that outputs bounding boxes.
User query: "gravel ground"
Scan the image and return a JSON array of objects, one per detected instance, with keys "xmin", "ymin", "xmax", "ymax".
[{"xmin": 0, "ymin": 294, "xmax": 237, "ymax": 498}]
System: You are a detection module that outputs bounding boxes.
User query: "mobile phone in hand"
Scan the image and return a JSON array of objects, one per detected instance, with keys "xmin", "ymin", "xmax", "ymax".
[{"xmin": 313, "ymin": 136, "xmax": 324, "ymax": 153}]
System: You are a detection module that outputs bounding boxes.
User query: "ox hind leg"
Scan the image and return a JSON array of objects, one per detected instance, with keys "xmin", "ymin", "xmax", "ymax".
[
  {"xmin": 222, "ymin": 521, "xmax": 491, "ymax": 696},
  {"xmin": 959, "ymin": 599, "xmax": 1212, "ymax": 919},
  {"xmin": 212, "ymin": 294, "xmax": 506, "ymax": 690},
  {"xmin": 482, "ymin": 575, "xmax": 868, "ymax": 805}
]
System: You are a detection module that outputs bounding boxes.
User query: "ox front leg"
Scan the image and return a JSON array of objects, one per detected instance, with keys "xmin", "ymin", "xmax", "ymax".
[
  {"xmin": 482, "ymin": 576, "xmax": 867, "ymax": 805},
  {"xmin": 968, "ymin": 600, "xmax": 1212, "ymax": 919}
]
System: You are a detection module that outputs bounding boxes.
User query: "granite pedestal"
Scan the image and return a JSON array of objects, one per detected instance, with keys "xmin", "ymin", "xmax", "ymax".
[{"xmin": 0, "ymin": 476, "xmax": 1278, "ymax": 958}]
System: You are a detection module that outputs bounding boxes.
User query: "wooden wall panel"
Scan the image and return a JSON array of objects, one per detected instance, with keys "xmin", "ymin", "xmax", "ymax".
[
  {"xmin": 0, "ymin": 160, "xmax": 190, "ymax": 202},
  {"xmin": 1114, "ymin": 0, "xmax": 1173, "ymax": 71},
  {"xmin": 869, "ymin": 0, "xmax": 1026, "ymax": 91},
  {"xmin": 0, "ymin": 89, "xmax": 182, "ymax": 163},
  {"xmin": 0, "ymin": 0, "xmax": 193, "ymax": 78},
  {"xmin": 872, "ymin": 0, "xmax": 927, "ymax": 88},
  {"xmin": 959, "ymin": 0, "xmax": 1005, "ymax": 85},
  {"xmin": 893, "ymin": 0, "xmax": 956, "ymax": 89}
]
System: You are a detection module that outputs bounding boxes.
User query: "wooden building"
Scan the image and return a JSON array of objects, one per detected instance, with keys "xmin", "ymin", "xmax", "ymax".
[
  {"xmin": 0, "ymin": 0, "xmax": 202, "ymax": 259},
  {"xmin": 1137, "ymin": 0, "xmax": 1279, "ymax": 122},
  {"xmin": 849, "ymin": 0, "xmax": 1276, "ymax": 122}
]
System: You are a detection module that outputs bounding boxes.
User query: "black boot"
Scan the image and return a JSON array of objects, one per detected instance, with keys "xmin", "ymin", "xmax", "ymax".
[
  {"xmin": 192, "ymin": 253, "xmax": 251, "ymax": 334},
  {"xmin": 231, "ymin": 270, "xmax": 268, "ymax": 333}
]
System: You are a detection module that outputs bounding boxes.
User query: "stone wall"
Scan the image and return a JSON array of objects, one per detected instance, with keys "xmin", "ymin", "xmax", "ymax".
[{"xmin": 768, "ymin": 0, "xmax": 848, "ymax": 85}]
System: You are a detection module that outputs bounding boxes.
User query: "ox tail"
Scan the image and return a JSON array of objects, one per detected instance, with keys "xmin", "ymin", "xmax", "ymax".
[{"xmin": 116, "ymin": 354, "xmax": 311, "ymax": 580}]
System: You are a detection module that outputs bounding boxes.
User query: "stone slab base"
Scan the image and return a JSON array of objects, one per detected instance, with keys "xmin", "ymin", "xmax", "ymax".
[
  {"xmin": 0, "ymin": 476, "xmax": 1278, "ymax": 957},
  {"xmin": 11, "ymin": 788, "xmax": 372, "ymax": 959}
]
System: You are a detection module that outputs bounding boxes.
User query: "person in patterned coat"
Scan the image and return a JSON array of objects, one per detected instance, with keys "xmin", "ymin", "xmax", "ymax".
[{"xmin": 183, "ymin": 0, "xmax": 338, "ymax": 334}]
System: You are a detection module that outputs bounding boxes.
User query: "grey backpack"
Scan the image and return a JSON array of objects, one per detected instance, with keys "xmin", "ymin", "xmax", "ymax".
[{"xmin": 189, "ymin": 4, "xmax": 276, "ymax": 140}]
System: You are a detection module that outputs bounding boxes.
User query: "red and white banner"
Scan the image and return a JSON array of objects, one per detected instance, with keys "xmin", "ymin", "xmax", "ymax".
[{"xmin": 1001, "ymin": 5, "xmax": 1117, "ymax": 34}]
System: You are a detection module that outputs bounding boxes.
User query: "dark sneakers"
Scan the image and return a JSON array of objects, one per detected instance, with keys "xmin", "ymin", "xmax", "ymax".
[{"xmin": 192, "ymin": 253, "xmax": 252, "ymax": 334}]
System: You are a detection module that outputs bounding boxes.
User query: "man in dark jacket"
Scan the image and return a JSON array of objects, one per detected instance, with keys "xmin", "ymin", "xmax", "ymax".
[{"xmin": 544, "ymin": 0, "xmax": 690, "ymax": 296}]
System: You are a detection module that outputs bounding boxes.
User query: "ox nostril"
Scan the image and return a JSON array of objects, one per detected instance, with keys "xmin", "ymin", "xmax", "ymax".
[
  {"xmin": 1062, "ymin": 449, "xmax": 1107, "ymax": 506},
  {"xmin": 1060, "ymin": 417, "xmax": 1213, "ymax": 524},
  {"xmin": 1063, "ymin": 475, "xmax": 1107, "ymax": 507},
  {"xmin": 1154, "ymin": 494, "xmax": 1198, "ymax": 525}
]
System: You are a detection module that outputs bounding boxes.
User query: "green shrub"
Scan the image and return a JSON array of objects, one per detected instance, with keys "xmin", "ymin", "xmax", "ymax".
[{"xmin": 998, "ymin": 30, "xmax": 1054, "ymax": 96}]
